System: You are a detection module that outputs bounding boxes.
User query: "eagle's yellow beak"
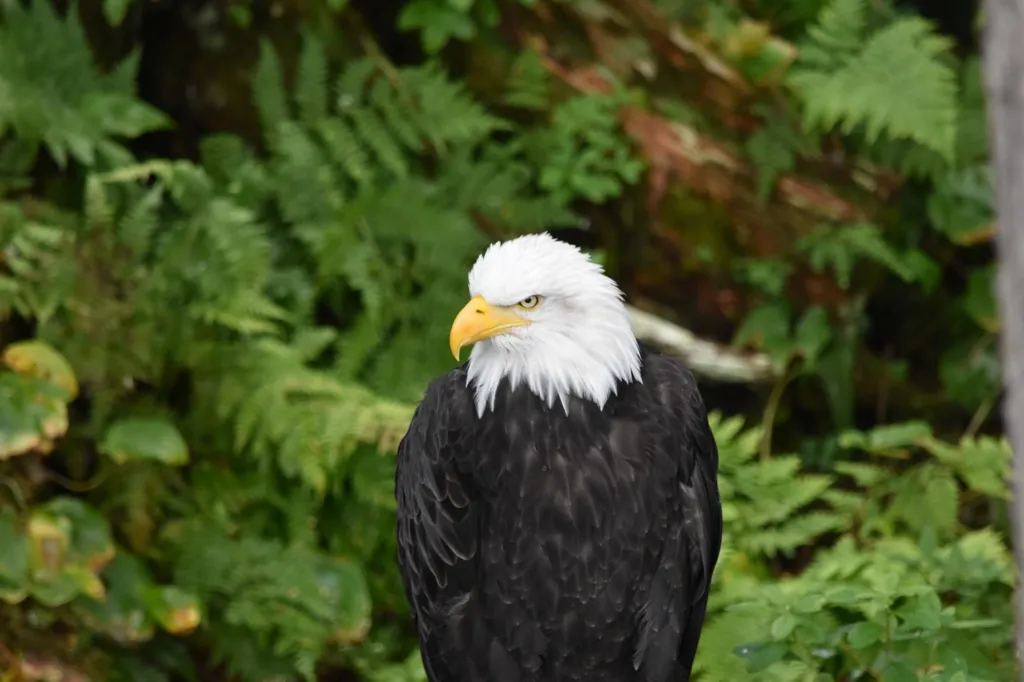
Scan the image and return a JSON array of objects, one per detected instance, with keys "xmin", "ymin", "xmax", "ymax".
[{"xmin": 449, "ymin": 295, "xmax": 531, "ymax": 360}]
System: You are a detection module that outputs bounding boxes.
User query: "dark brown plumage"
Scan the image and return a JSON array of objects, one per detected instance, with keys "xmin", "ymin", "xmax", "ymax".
[{"xmin": 395, "ymin": 343, "xmax": 722, "ymax": 682}]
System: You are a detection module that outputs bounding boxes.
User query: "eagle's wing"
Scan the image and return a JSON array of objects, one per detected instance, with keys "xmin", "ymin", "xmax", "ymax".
[
  {"xmin": 632, "ymin": 352, "xmax": 723, "ymax": 682},
  {"xmin": 395, "ymin": 368, "xmax": 487, "ymax": 682}
]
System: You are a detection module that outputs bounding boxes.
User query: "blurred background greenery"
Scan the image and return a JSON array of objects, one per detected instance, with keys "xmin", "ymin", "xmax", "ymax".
[{"xmin": 0, "ymin": 0, "xmax": 1013, "ymax": 680}]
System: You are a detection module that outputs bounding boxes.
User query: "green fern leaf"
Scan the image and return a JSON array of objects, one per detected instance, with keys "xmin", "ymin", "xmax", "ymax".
[
  {"xmin": 348, "ymin": 106, "xmax": 408, "ymax": 178},
  {"xmin": 270, "ymin": 121, "xmax": 343, "ymax": 223},
  {"xmin": 797, "ymin": 0, "xmax": 867, "ymax": 69},
  {"xmin": 403, "ymin": 63, "xmax": 504, "ymax": 151},
  {"xmin": 791, "ymin": 2, "xmax": 958, "ymax": 160},
  {"xmin": 295, "ymin": 31, "xmax": 329, "ymax": 125},
  {"xmin": 252, "ymin": 39, "xmax": 291, "ymax": 141},
  {"xmin": 504, "ymin": 48, "xmax": 550, "ymax": 111},
  {"xmin": 369, "ymin": 78, "xmax": 424, "ymax": 152},
  {"xmin": 0, "ymin": 0, "xmax": 167, "ymax": 166},
  {"xmin": 315, "ymin": 117, "xmax": 373, "ymax": 185}
]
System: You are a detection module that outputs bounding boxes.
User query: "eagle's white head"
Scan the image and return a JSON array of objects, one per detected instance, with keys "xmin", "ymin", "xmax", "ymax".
[{"xmin": 449, "ymin": 233, "xmax": 642, "ymax": 417}]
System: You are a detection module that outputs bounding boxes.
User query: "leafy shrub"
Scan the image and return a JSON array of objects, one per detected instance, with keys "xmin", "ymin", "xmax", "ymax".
[
  {"xmin": 0, "ymin": 0, "xmax": 1013, "ymax": 680},
  {"xmin": 696, "ymin": 416, "xmax": 1013, "ymax": 681},
  {"xmin": 0, "ymin": 2, "xmax": 643, "ymax": 678}
]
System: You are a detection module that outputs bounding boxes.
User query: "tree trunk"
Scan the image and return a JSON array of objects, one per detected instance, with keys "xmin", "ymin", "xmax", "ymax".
[{"xmin": 983, "ymin": 0, "xmax": 1024, "ymax": 671}]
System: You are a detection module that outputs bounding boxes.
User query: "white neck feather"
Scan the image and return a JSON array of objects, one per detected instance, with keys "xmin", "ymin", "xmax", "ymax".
[{"xmin": 465, "ymin": 298, "xmax": 642, "ymax": 417}]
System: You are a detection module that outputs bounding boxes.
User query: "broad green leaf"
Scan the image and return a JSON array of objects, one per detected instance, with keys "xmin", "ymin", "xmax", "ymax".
[
  {"xmin": 839, "ymin": 421, "xmax": 932, "ymax": 454},
  {"xmin": 43, "ymin": 497, "xmax": 117, "ymax": 572},
  {"xmin": 30, "ymin": 561, "xmax": 105, "ymax": 606},
  {"xmin": 0, "ymin": 511, "xmax": 30, "ymax": 603},
  {"xmin": 770, "ymin": 613, "xmax": 797, "ymax": 640},
  {"xmin": 793, "ymin": 306, "xmax": 832, "ymax": 367},
  {"xmin": 26, "ymin": 498, "xmax": 115, "ymax": 606},
  {"xmin": 733, "ymin": 302, "xmax": 792, "ymax": 370},
  {"xmin": 103, "ymin": 0, "xmax": 133, "ymax": 26},
  {"xmin": 74, "ymin": 552, "xmax": 156, "ymax": 644},
  {"xmin": 739, "ymin": 640, "xmax": 788, "ymax": 672},
  {"xmin": 2, "ymin": 340, "xmax": 78, "ymax": 399},
  {"xmin": 963, "ymin": 267, "xmax": 999, "ymax": 332},
  {"xmin": 99, "ymin": 418, "xmax": 190, "ymax": 466},
  {"xmin": 0, "ymin": 375, "xmax": 49, "ymax": 458},
  {"xmin": 880, "ymin": 659, "xmax": 918, "ymax": 682},
  {"xmin": 847, "ymin": 620, "xmax": 884, "ymax": 648},
  {"xmin": 897, "ymin": 591, "xmax": 943, "ymax": 632},
  {"xmin": 147, "ymin": 585, "xmax": 202, "ymax": 636}
]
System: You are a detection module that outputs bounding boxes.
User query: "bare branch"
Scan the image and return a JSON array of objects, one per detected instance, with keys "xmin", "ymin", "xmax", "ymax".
[{"xmin": 626, "ymin": 305, "xmax": 776, "ymax": 383}]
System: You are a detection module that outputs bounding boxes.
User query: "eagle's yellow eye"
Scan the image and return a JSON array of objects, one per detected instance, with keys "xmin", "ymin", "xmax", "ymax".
[{"xmin": 517, "ymin": 295, "xmax": 541, "ymax": 310}]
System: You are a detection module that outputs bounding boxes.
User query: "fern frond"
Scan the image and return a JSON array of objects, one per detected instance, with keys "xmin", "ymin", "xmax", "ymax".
[
  {"xmin": 295, "ymin": 31, "xmax": 328, "ymax": 125},
  {"xmin": 797, "ymin": 0, "xmax": 867, "ymax": 69},
  {"xmin": 504, "ymin": 47, "xmax": 550, "ymax": 111},
  {"xmin": 252, "ymin": 39, "xmax": 291, "ymax": 142},
  {"xmin": 0, "ymin": 0, "xmax": 168, "ymax": 166},
  {"xmin": 173, "ymin": 526, "xmax": 372, "ymax": 681},
  {"xmin": 796, "ymin": 222, "xmax": 918, "ymax": 288},
  {"xmin": 190, "ymin": 290, "xmax": 289, "ymax": 336},
  {"xmin": 367, "ymin": 78, "xmax": 420, "ymax": 152},
  {"xmin": 315, "ymin": 117, "xmax": 374, "ymax": 185},
  {"xmin": 0, "ymin": 205, "xmax": 69, "ymax": 321},
  {"xmin": 203, "ymin": 338, "xmax": 413, "ymax": 493},
  {"xmin": 790, "ymin": 1, "xmax": 958, "ymax": 159},
  {"xmin": 402, "ymin": 62, "xmax": 505, "ymax": 151},
  {"xmin": 348, "ymin": 106, "xmax": 409, "ymax": 178},
  {"xmin": 270, "ymin": 121, "xmax": 344, "ymax": 224}
]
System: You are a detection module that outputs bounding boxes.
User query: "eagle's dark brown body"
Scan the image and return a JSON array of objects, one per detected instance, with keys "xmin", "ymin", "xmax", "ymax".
[{"xmin": 395, "ymin": 345, "xmax": 722, "ymax": 682}]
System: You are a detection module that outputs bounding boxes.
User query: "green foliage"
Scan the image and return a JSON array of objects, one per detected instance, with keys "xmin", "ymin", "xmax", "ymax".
[
  {"xmin": 796, "ymin": 221, "xmax": 938, "ymax": 290},
  {"xmin": 0, "ymin": 0, "xmax": 168, "ymax": 167},
  {"xmin": 398, "ymin": 0, "xmax": 539, "ymax": 53},
  {"xmin": 789, "ymin": 0, "xmax": 958, "ymax": 160},
  {"xmin": 0, "ymin": 0, "xmax": 1012, "ymax": 680},
  {"xmin": 529, "ymin": 91, "xmax": 646, "ymax": 205},
  {"xmin": 696, "ymin": 416, "xmax": 1014, "ymax": 682},
  {"xmin": 0, "ymin": 2, "xmax": 638, "ymax": 679}
]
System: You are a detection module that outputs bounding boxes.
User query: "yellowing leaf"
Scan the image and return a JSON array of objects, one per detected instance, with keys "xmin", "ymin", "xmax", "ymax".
[
  {"xmin": 148, "ymin": 585, "xmax": 202, "ymax": 635},
  {"xmin": 28, "ymin": 512, "xmax": 71, "ymax": 573},
  {"xmin": 0, "ymin": 374, "xmax": 70, "ymax": 459},
  {"xmin": 2, "ymin": 340, "xmax": 78, "ymax": 399},
  {"xmin": 44, "ymin": 497, "xmax": 117, "ymax": 573},
  {"xmin": 99, "ymin": 418, "xmax": 190, "ymax": 466},
  {"xmin": 26, "ymin": 499, "xmax": 115, "ymax": 607}
]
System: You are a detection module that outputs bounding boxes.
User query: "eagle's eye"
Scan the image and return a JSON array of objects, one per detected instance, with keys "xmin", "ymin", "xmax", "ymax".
[{"xmin": 517, "ymin": 295, "xmax": 541, "ymax": 310}]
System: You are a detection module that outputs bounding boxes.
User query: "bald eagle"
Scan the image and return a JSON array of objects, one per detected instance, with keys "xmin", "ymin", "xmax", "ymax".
[{"xmin": 395, "ymin": 234, "xmax": 722, "ymax": 682}]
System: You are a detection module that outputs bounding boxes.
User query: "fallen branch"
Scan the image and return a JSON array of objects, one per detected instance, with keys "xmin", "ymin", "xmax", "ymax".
[{"xmin": 627, "ymin": 304, "xmax": 776, "ymax": 383}]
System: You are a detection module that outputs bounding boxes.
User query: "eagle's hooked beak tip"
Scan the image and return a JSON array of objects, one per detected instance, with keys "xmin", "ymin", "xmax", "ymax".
[{"xmin": 448, "ymin": 295, "xmax": 529, "ymax": 362}]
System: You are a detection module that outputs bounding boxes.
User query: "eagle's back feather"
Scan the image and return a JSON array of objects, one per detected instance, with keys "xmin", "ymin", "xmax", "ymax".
[{"xmin": 395, "ymin": 345, "xmax": 722, "ymax": 682}]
